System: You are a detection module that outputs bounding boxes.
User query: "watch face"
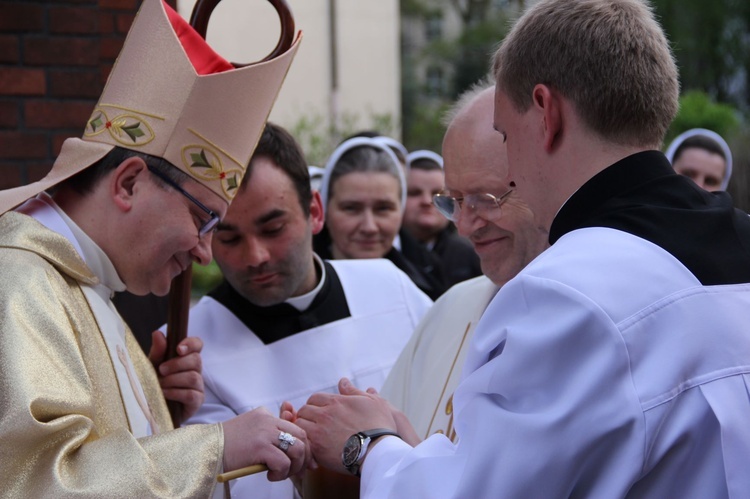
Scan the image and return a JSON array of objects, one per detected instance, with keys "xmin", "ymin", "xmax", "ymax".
[{"xmin": 342, "ymin": 434, "xmax": 362, "ymax": 467}]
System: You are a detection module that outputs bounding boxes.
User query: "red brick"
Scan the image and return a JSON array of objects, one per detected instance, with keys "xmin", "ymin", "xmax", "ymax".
[
  {"xmin": 100, "ymin": 36, "xmax": 124, "ymax": 61},
  {"xmin": 0, "ymin": 162, "xmax": 23, "ymax": 189},
  {"xmin": 115, "ymin": 12, "xmax": 136, "ymax": 34},
  {"xmin": 99, "ymin": 62, "xmax": 114, "ymax": 84},
  {"xmin": 0, "ymin": 68, "xmax": 45, "ymax": 96},
  {"xmin": 0, "ymin": 131, "xmax": 48, "ymax": 160},
  {"xmin": 24, "ymin": 37, "xmax": 99, "ymax": 67},
  {"xmin": 27, "ymin": 161, "xmax": 55, "ymax": 182},
  {"xmin": 53, "ymin": 133, "xmax": 79, "ymax": 156},
  {"xmin": 49, "ymin": 70, "xmax": 102, "ymax": 98},
  {"xmin": 0, "ymin": 163, "xmax": 24, "ymax": 189},
  {"xmin": 99, "ymin": 12, "xmax": 115, "ymax": 35},
  {"xmin": 50, "ymin": 6, "xmax": 99, "ymax": 35},
  {"xmin": 0, "ymin": 100, "xmax": 18, "ymax": 128},
  {"xmin": 0, "ymin": 35, "xmax": 19, "ymax": 64},
  {"xmin": 99, "ymin": 0, "xmax": 139, "ymax": 10},
  {"xmin": 24, "ymin": 100, "xmax": 94, "ymax": 129},
  {"xmin": 0, "ymin": 3, "xmax": 44, "ymax": 32}
]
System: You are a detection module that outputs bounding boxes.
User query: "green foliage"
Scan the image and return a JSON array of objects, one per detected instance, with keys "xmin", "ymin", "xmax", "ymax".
[
  {"xmin": 666, "ymin": 90, "xmax": 741, "ymax": 143},
  {"xmin": 651, "ymin": 0, "xmax": 750, "ymax": 112},
  {"xmin": 450, "ymin": 16, "xmax": 508, "ymax": 98},
  {"xmin": 404, "ymin": 102, "xmax": 451, "ymax": 153},
  {"xmin": 191, "ymin": 260, "xmax": 223, "ymax": 297},
  {"xmin": 401, "ymin": 0, "xmax": 437, "ymax": 17},
  {"xmin": 400, "ymin": 0, "xmax": 510, "ymax": 151},
  {"xmin": 289, "ymin": 110, "xmax": 398, "ymax": 167}
]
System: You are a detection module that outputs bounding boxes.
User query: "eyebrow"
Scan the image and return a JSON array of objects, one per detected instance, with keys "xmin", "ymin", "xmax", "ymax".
[
  {"xmin": 215, "ymin": 220, "xmax": 238, "ymax": 232},
  {"xmin": 215, "ymin": 208, "xmax": 286, "ymax": 232},
  {"xmin": 256, "ymin": 209, "xmax": 286, "ymax": 225}
]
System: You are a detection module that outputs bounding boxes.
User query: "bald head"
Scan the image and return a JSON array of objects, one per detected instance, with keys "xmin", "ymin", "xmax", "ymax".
[
  {"xmin": 443, "ymin": 87, "xmax": 507, "ymax": 196},
  {"xmin": 442, "ymin": 86, "xmax": 548, "ymax": 286}
]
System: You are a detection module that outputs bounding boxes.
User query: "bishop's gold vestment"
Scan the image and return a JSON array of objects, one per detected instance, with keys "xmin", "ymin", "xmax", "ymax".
[{"xmin": 0, "ymin": 211, "xmax": 222, "ymax": 498}]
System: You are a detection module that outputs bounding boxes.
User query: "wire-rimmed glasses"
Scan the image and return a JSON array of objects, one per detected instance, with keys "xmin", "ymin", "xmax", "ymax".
[
  {"xmin": 147, "ymin": 165, "xmax": 220, "ymax": 237},
  {"xmin": 433, "ymin": 186, "xmax": 515, "ymax": 222}
]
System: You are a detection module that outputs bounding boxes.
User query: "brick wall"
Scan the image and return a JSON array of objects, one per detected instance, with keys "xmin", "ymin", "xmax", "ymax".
[{"xmin": 0, "ymin": 0, "xmax": 176, "ymax": 190}]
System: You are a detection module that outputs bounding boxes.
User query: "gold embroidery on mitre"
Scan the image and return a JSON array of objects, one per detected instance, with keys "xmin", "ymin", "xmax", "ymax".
[
  {"xmin": 183, "ymin": 129, "xmax": 247, "ymax": 202},
  {"xmin": 85, "ymin": 108, "xmax": 156, "ymax": 147}
]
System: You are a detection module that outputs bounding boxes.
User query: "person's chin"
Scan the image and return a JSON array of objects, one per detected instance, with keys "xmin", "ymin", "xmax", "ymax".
[
  {"xmin": 150, "ymin": 272, "xmax": 176, "ymax": 296},
  {"xmin": 243, "ymin": 287, "xmax": 287, "ymax": 307},
  {"xmin": 351, "ymin": 246, "xmax": 385, "ymax": 259},
  {"xmin": 473, "ymin": 237, "xmax": 509, "ymax": 257},
  {"xmin": 151, "ymin": 263, "xmax": 182, "ymax": 297}
]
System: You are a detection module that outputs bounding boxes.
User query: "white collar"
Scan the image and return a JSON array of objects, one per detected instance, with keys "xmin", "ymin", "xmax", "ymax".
[
  {"xmin": 17, "ymin": 193, "xmax": 126, "ymax": 299},
  {"xmin": 284, "ymin": 253, "xmax": 326, "ymax": 312}
]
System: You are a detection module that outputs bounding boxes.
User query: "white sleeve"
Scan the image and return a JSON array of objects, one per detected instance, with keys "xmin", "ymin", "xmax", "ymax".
[
  {"xmin": 185, "ymin": 369, "xmax": 239, "ymax": 424},
  {"xmin": 360, "ymin": 274, "xmax": 644, "ymax": 498},
  {"xmin": 396, "ymin": 266, "xmax": 433, "ymax": 327}
]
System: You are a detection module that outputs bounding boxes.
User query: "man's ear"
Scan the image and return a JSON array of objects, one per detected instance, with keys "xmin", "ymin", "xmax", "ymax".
[
  {"xmin": 111, "ymin": 156, "xmax": 148, "ymax": 213},
  {"xmin": 309, "ymin": 190, "xmax": 325, "ymax": 235},
  {"xmin": 532, "ymin": 84, "xmax": 563, "ymax": 153}
]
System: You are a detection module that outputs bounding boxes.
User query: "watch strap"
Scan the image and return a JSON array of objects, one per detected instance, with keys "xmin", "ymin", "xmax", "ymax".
[{"xmin": 345, "ymin": 428, "xmax": 401, "ymax": 476}]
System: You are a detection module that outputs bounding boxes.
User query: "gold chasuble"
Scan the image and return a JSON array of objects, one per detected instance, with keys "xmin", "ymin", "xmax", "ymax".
[{"xmin": 0, "ymin": 211, "xmax": 222, "ymax": 497}]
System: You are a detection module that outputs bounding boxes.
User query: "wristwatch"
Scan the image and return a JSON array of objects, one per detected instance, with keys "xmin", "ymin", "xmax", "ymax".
[{"xmin": 341, "ymin": 428, "xmax": 401, "ymax": 476}]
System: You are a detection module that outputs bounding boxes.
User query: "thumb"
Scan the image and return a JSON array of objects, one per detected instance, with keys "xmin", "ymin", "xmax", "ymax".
[
  {"xmin": 279, "ymin": 401, "xmax": 297, "ymax": 422},
  {"xmin": 338, "ymin": 377, "xmax": 364, "ymax": 396},
  {"xmin": 148, "ymin": 330, "xmax": 167, "ymax": 367}
]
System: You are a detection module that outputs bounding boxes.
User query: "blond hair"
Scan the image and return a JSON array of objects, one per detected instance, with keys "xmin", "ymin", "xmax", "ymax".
[{"xmin": 493, "ymin": 0, "xmax": 678, "ymax": 148}]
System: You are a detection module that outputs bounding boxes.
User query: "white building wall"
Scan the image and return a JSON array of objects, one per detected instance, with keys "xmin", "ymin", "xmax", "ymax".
[{"xmin": 177, "ymin": 0, "xmax": 401, "ymax": 154}]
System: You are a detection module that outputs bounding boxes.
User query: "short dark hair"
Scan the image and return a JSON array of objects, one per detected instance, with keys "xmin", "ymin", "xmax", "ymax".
[
  {"xmin": 409, "ymin": 157, "xmax": 442, "ymax": 172},
  {"xmin": 55, "ymin": 146, "xmax": 189, "ymax": 196},
  {"xmin": 245, "ymin": 122, "xmax": 312, "ymax": 215},
  {"xmin": 673, "ymin": 135, "xmax": 727, "ymax": 163},
  {"xmin": 343, "ymin": 131, "xmax": 408, "ymax": 166}
]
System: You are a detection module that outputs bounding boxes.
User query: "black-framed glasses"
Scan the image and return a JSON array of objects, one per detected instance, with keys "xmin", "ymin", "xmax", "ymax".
[
  {"xmin": 147, "ymin": 165, "xmax": 220, "ymax": 237},
  {"xmin": 433, "ymin": 186, "xmax": 515, "ymax": 222}
]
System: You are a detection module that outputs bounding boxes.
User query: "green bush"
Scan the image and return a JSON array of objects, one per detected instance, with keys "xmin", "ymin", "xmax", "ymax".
[
  {"xmin": 666, "ymin": 90, "xmax": 740, "ymax": 143},
  {"xmin": 191, "ymin": 260, "xmax": 223, "ymax": 298}
]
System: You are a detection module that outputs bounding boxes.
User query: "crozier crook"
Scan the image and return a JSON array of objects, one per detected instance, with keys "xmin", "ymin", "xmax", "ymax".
[{"xmin": 166, "ymin": 0, "xmax": 296, "ymax": 429}]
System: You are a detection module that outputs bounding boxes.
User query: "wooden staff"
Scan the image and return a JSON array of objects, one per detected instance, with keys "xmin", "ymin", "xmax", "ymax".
[
  {"xmin": 217, "ymin": 464, "xmax": 267, "ymax": 483},
  {"xmin": 164, "ymin": 0, "xmax": 296, "ymax": 461},
  {"xmin": 165, "ymin": 266, "xmax": 192, "ymax": 428}
]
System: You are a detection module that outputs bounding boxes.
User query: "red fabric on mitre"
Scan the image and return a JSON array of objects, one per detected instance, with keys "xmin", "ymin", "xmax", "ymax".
[{"xmin": 163, "ymin": 0, "xmax": 234, "ymax": 75}]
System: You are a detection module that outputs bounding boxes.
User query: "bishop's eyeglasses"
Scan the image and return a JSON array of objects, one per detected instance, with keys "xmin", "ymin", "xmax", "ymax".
[
  {"xmin": 433, "ymin": 186, "xmax": 515, "ymax": 222},
  {"xmin": 147, "ymin": 165, "xmax": 220, "ymax": 237}
]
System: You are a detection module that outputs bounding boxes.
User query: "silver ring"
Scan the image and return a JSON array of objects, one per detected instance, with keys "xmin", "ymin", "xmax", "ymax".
[{"xmin": 278, "ymin": 431, "xmax": 296, "ymax": 452}]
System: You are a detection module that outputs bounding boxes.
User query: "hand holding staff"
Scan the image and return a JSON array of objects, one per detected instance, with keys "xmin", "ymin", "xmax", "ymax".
[{"xmin": 164, "ymin": 0, "xmax": 301, "ymax": 485}]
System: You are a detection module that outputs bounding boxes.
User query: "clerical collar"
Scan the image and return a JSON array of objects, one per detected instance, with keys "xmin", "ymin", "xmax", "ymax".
[
  {"xmin": 547, "ymin": 150, "xmax": 750, "ymax": 286},
  {"xmin": 209, "ymin": 258, "xmax": 351, "ymax": 344},
  {"xmin": 550, "ymin": 150, "xmax": 674, "ymax": 244},
  {"xmin": 18, "ymin": 193, "xmax": 126, "ymax": 298},
  {"xmin": 285, "ymin": 253, "xmax": 326, "ymax": 312}
]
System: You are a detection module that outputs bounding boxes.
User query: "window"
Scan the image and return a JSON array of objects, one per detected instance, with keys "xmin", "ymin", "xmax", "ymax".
[{"xmin": 425, "ymin": 13, "xmax": 442, "ymax": 41}]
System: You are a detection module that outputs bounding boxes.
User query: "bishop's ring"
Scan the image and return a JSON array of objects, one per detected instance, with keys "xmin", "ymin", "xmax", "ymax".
[{"xmin": 278, "ymin": 431, "xmax": 296, "ymax": 452}]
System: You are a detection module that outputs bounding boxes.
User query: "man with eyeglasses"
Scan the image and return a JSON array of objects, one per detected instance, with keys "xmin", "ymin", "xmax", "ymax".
[
  {"xmin": 293, "ymin": 0, "xmax": 750, "ymax": 496},
  {"xmin": 400, "ymin": 150, "xmax": 482, "ymax": 289},
  {"xmin": 377, "ymin": 83, "xmax": 549, "ymax": 446},
  {"xmin": 287, "ymin": 83, "xmax": 549, "ymax": 485},
  {"xmin": 0, "ymin": 0, "xmax": 306, "ymax": 496}
]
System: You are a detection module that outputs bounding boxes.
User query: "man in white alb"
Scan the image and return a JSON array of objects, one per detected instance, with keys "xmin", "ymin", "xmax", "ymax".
[{"xmin": 183, "ymin": 122, "xmax": 432, "ymax": 498}]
